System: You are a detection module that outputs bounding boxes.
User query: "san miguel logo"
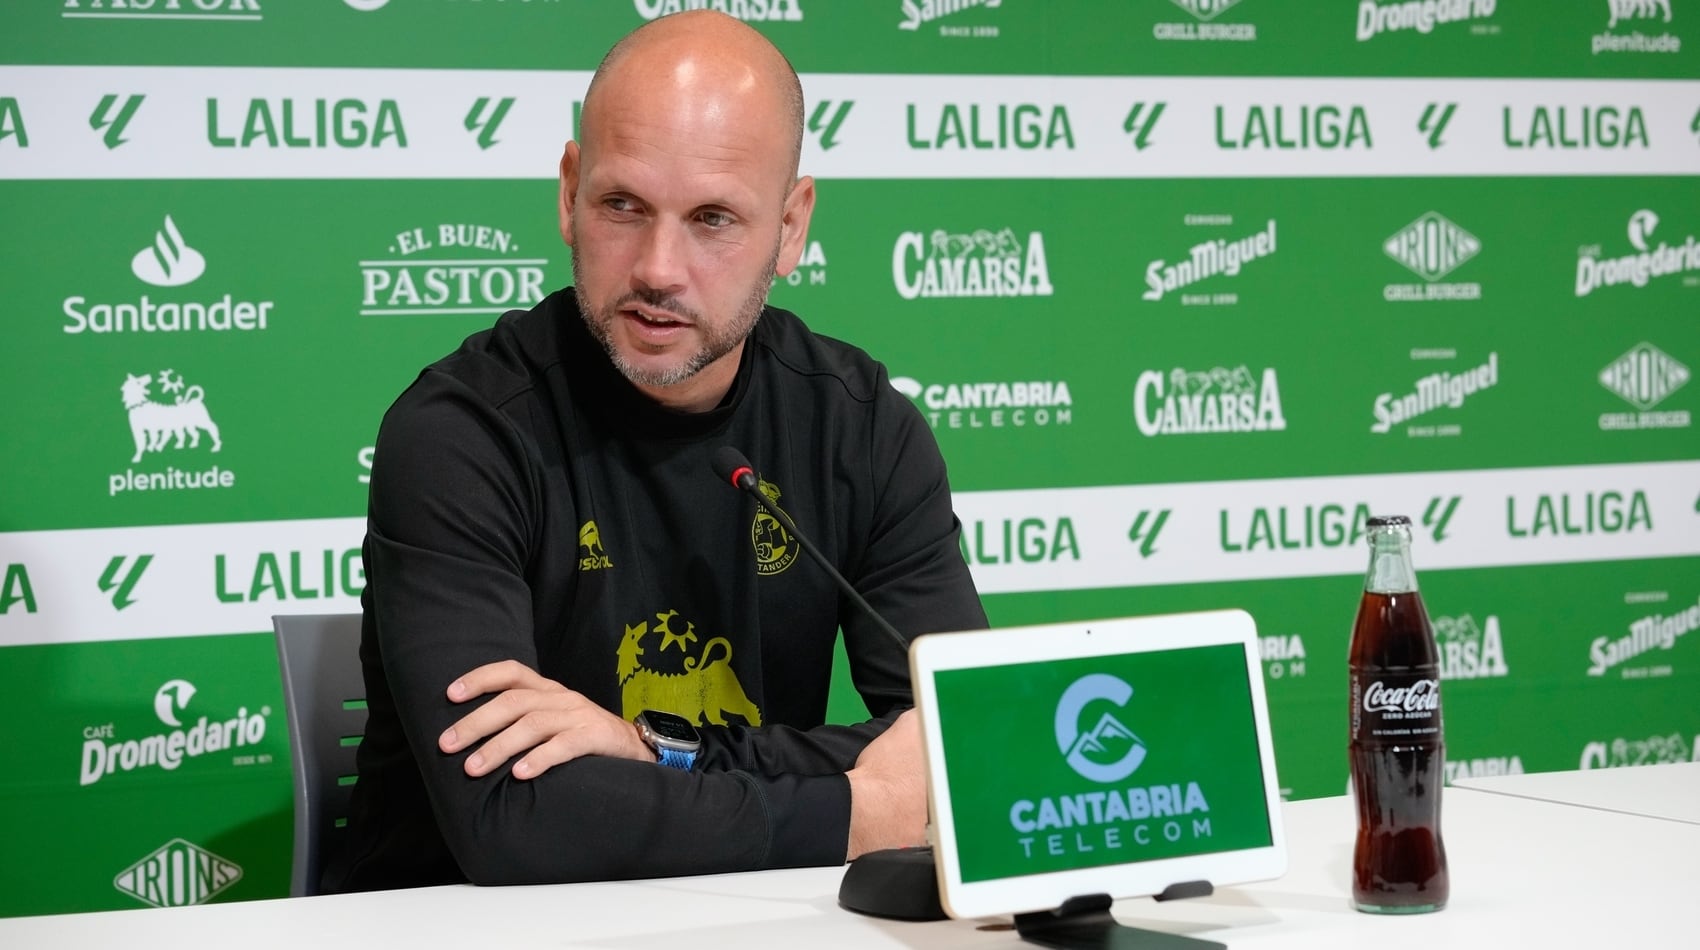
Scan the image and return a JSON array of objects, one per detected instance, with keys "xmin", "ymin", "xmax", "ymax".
[
  {"xmin": 1370, "ymin": 352, "xmax": 1499, "ymax": 436},
  {"xmin": 1133, "ymin": 365, "xmax": 1286, "ymax": 436},
  {"xmin": 751, "ymin": 479, "xmax": 799, "ymax": 576},
  {"xmin": 899, "ymin": 0, "xmax": 1001, "ymax": 34},
  {"xmin": 115, "ymin": 839, "xmax": 242, "ymax": 909},
  {"xmin": 1383, "ymin": 211, "xmax": 1482, "ymax": 301},
  {"xmin": 1586, "ymin": 592, "xmax": 1698, "ymax": 678},
  {"xmin": 80, "ymin": 679, "xmax": 272, "ymax": 787},
  {"xmin": 1576, "ymin": 209, "xmax": 1700, "ymax": 297},
  {"xmin": 617, "ymin": 610, "xmax": 763, "ymax": 725},
  {"xmin": 65, "ymin": 215, "xmax": 275, "ymax": 336},
  {"xmin": 1142, "ymin": 219, "xmax": 1276, "ymax": 305},
  {"xmin": 1355, "ymin": 0, "xmax": 1498, "ymax": 41},
  {"xmin": 359, "ymin": 223, "xmax": 548, "ymax": 317},
  {"xmin": 635, "ymin": 0, "xmax": 803, "ymax": 22},
  {"xmin": 892, "ymin": 228, "xmax": 1053, "ymax": 300}
]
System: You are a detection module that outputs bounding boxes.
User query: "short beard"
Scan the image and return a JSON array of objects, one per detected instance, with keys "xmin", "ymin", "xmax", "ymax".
[{"xmin": 573, "ymin": 237, "xmax": 779, "ymax": 390}]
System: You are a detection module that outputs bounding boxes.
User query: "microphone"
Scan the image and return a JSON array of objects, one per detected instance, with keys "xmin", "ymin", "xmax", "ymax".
[
  {"xmin": 709, "ymin": 446, "xmax": 909, "ymax": 656},
  {"xmin": 710, "ymin": 445, "xmax": 945, "ymax": 922}
]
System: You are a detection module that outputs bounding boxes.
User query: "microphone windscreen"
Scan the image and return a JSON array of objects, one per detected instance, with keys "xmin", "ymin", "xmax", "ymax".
[{"xmin": 710, "ymin": 446, "xmax": 754, "ymax": 489}]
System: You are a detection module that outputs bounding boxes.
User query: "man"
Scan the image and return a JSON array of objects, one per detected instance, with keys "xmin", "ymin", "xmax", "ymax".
[{"xmin": 326, "ymin": 10, "xmax": 986, "ymax": 891}]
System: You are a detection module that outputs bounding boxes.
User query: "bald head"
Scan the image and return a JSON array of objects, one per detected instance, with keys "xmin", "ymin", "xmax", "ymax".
[{"xmin": 582, "ymin": 10, "xmax": 805, "ymax": 190}]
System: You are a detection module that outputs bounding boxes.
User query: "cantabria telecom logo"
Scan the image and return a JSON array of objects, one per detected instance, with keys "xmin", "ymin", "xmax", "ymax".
[
  {"xmin": 1445, "ymin": 753, "xmax": 1524, "ymax": 783},
  {"xmin": 1586, "ymin": 592, "xmax": 1697, "ymax": 679},
  {"xmin": 1433, "ymin": 614, "xmax": 1509, "ymax": 679},
  {"xmin": 1580, "ymin": 731, "xmax": 1697, "ymax": 768},
  {"xmin": 112, "ymin": 368, "xmax": 237, "ymax": 498},
  {"xmin": 899, "ymin": 0, "xmax": 1001, "ymax": 35},
  {"xmin": 636, "ymin": 0, "xmax": 801, "ymax": 22},
  {"xmin": 115, "ymin": 839, "xmax": 242, "ymax": 909},
  {"xmin": 1599, "ymin": 342, "xmax": 1690, "ymax": 430},
  {"xmin": 1260, "ymin": 634, "xmax": 1306, "ymax": 679},
  {"xmin": 890, "ymin": 376, "xmax": 1072, "ymax": 430},
  {"xmin": 63, "ymin": 0, "xmax": 262, "ymax": 22},
  {"xmin": 1369, "ymin": 351, "xmax": 1499, "ymax": 437},
  {"xmin": 1134, "ymin": 365, "xmax": 1286, "ymax": 436},
  {"xmin": 1142, "ymin": 218, "xmax": 1277, "ymax": 305},
  {"xmin": 1575, "ymin": 209, "xmax": 1700, "ymax": 297},
  {"xmin": 1355, "ymin": 0, "xmax": 1498, "ymax": 41},
  {"xmin": 80, "ymin": 679, "xmax": 272, "ymax": 787},
  {"xmin": 360, "ymin": 223, "xmax": 548, "ymax": 317},
  {"xmin": 1383, "ymin": 212, "xmax": 1482, "ymax": 301},
  {"xmin": 65, "ymin": 216, "xmax": 275, "ymax": 335},
  {"xmin": 1057, "ymin": 675, "xmax": 1146, "ymax": 783},
  {"xmin": 1594, "ymin": 0, "xmax": 1682, "ymax": 54},
  {"xmin": 1156, "ymin": 0, "xmax": 1257, "ymax": 43},
  {"xmin": 892, "ymin": 228, "xmax": 1053, "ymax": 300}
]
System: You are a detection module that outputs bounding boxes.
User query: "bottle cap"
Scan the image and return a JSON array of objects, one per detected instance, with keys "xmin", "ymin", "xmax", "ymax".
[{"xmin": 1366, "ymin": 515, "xmax": 1412, "ymax": 528}]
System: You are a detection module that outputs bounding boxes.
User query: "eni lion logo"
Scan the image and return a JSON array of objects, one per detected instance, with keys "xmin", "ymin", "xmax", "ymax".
[
  {"xmin": 617, "ymin": 609, "xmax": 762, "ymax": 726},
  {"xmin": 122, "ymin": 370, "xmax": 222, "ymax": 464},
  {"xmin": 752, "ymin": 478, "xmax": 799, "ymax": 576},
  {"xmin": 577, "ymin": 520, "xmax": 612, "ymax": 571}
]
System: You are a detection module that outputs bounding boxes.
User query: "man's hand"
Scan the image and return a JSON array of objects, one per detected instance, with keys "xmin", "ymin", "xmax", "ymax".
[
  {"xmin": 437, "ymin": 660, "xmax": 654, "ymax": 780},
  {"xmin": 844, "ymin": 708, "xmax": 929, "ymax": 860}
]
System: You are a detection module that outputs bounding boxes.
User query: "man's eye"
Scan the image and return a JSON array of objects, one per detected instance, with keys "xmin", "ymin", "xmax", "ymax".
[
  {"xmin": 604, "ymin": 197, "xmax": 635, "ymax": 213},
  {"xmin": 699, "ymin": 211, "xmax": 733, "ymax": 229}
]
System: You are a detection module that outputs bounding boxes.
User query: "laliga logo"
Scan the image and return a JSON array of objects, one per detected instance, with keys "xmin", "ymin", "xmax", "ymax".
[
  {"xmin": 1627, "ymin": 209, "xmax": 1659, "ymax": 251},
  {"xmin": 1056, "ymin": 674, "xmax": 1147, "ymax": 783},
  {"xmin": 153, "ymin": 679, "xmax": 196, "ymax": 727},
  {"xmin": 131, "ymin": 216, "xmax": 205, "ymax": 288}
]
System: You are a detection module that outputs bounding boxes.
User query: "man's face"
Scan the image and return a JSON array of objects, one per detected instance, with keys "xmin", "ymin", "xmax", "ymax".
[{"xmin": 561, "ymin": 90, "xmax": 809, "ymax": 407}]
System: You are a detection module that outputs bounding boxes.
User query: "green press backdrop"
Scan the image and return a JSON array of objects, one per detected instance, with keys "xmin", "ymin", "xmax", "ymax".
[{"xmin": 2, "ymin": 0, "xmax": 1698, "ymax": 917}]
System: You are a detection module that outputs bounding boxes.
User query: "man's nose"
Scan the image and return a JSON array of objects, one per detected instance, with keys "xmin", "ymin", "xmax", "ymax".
[{"xmin": 631, "ymin": 218, "xmax": 688, "ymax": 296}]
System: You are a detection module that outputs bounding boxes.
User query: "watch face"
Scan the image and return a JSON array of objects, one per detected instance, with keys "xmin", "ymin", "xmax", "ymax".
[{"xmin": 642, "ymin": 711, "xmax": 699, "ymax": 742}]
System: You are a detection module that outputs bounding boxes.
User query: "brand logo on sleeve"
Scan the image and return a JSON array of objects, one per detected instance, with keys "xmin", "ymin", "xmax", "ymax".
[
  {"xmin": 1383, "ymin": 212, "xmax": 1482, "ymax": 301},
  {"xmin": 892, "ymin": 228, "xmax": 1053, "ymax": 300},
  {"xmin": 115, "ymin": 839, "xmax": 242, "ymax": 908}
]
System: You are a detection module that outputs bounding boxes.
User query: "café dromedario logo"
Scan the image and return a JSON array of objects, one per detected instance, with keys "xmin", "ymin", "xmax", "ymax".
[{"xmin": 73, "ymin": 216, "xmax": 258, "ymax": 497}]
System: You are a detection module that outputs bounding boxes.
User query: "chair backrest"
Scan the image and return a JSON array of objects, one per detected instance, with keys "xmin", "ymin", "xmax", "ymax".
[{"xmin": 272, "ymin": 613, "xmax": 366, "ymax": 898}]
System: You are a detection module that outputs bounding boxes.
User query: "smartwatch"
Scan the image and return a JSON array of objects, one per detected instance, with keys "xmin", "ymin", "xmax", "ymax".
[{"xmin": 634, "ymin": 710, "xmax": 701, "ymax": 771}]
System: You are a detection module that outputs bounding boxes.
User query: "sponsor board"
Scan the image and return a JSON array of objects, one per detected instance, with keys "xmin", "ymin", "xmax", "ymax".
[
  {"xmin": 1586, "ymin": 591, "xmax": 1697, "ymax": 679},
  {"xmin": 65, "ymin": 216, "xmax": 274, "ymax": 336},
  {"xmin": 892, "ymin": 227, "xmax": 1053, "ymax": 300},
  {"xmin": 1133, "ymin": 365, "xmax": 1285, "ymax": 436},
  {"xmin": 1142, "ymin": 216, "xmax": 1276, "ymax": 305},
  {"xmin": 1576, "ymin": 209, "xmax": 1700, "ymax": 297},
  {"xmin": 114, "ymin": 839, "xmax": 243, "ymax": 909},
  {"xmin": 1592, "ymin": 0, "xmax": 1683, "ymax": 55},
  {"xmin": 1355, "ymin": 0, "xmax": 1499, "ymax": 42}
]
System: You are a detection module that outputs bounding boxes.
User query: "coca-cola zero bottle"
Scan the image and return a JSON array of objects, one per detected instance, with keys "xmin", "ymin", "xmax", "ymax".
[{"xmin": 1348, "ymin": 515, "xmax": 1448, "ymax": 913}]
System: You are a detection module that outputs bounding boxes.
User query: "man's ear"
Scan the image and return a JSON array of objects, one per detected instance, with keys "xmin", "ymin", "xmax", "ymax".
[
  {"xmin": 773, "ymin": 175, "xmax": 818, "ymax": 276},
  {"xmin": 558, "ymin": 140, "xmax": 582, "ymax": 247}
]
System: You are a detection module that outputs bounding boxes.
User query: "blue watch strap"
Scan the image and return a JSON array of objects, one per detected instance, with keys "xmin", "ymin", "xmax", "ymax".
[{"xmin": 656, "ymin": 747, "xmax": 696, "ymax": 771}]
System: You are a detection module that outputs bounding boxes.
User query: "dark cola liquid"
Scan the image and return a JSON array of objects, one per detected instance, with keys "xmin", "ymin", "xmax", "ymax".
[{"xmin": 1349, "ymin": 589, "xmax": 1449, "ymax": 913}]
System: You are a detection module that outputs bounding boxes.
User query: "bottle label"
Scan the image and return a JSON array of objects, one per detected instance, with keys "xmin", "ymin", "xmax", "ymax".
[{"xmin": 1351, "ymin": 673, "xmax": 1442, "ymax": 741}]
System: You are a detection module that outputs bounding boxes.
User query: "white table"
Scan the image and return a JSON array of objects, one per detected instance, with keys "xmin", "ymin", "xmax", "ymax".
[
  {"xmin": 1451, "ymin": 761, "xmax": 1700, "ymax": 824},
  {"xmin": 3, "ymin": 786, "xmax": 1696, "ymax": 948}
]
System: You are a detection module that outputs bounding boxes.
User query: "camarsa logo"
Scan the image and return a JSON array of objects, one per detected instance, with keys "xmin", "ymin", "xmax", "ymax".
[
  {"xmin": 1433, "ymin": 614, "xmax": 1510, "ymax": 679},
  {"xmin": 1356, "ymin": 0, "xmax": 1497, "ymax": 41},
  {"xmin": 892, "ymin": 228, "xmax": 1053, "ymax": 300},
  {"xmin": 1580, "ymin": 732, "xmax": 1696, "ymax": 769},
  {"xmin": 360, "ymin": 223, "xmax": 548, "ymax": 317},
  {"xmin": 1576, "ymin": 209, "xmax": 1700, "ymax": 297},
  {"xmin": 65, "ymin": 215, "xmax": 275, "ymax": 336},
  {"xmin": 636, "ymin": 0, "xmax": 803, "ymax": 22},
  {"xmin": 1133, "ymin": 365, "xmax": 1286, "ymax": 436},
  {"xmin": 80, "ymin": 680, "xmax": 272, "ymax": 787},
  {"xmin": 890, "ymin": 376, "xmax": 1072, "ymax": 431}
]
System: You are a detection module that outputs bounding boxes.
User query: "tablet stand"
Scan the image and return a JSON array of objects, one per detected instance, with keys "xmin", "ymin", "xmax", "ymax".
[{"xmin": 1014, "ymin": 888, "xmax": 1225, "ymax": 950}]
